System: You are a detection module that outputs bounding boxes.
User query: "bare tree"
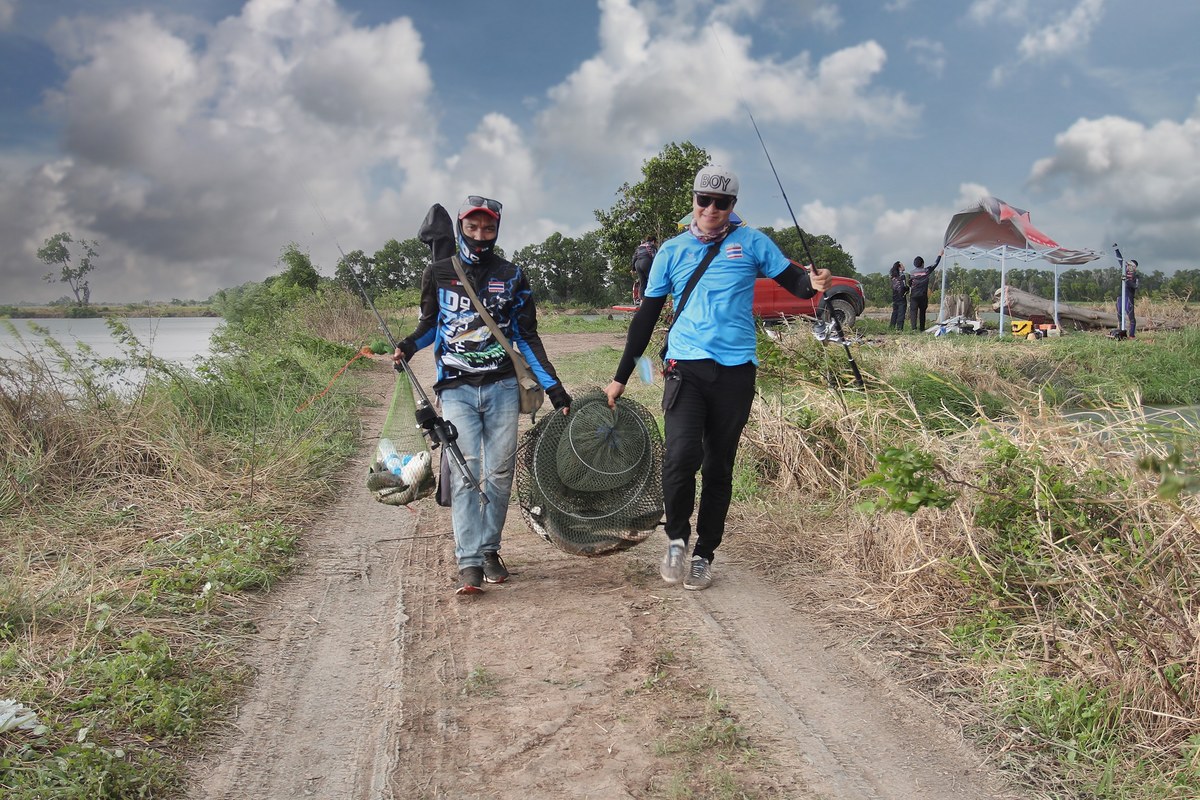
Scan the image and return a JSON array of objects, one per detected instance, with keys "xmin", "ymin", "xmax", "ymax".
[{"xmin": 38, "ymin": 232, "xmax": 99, "ymax": 306}]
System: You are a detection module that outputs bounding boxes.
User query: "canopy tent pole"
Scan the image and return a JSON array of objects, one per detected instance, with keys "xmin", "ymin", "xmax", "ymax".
[
  {"xmin": 937, "ymin": 258, "xmax": 949, "ymax": 323},
  {"xmin": 1119, "ymin": 263, "xmax": 1128, "ymax": 334},
  {"xmin": 998, "ymin": 246, "xmax": 1008, "ymax": 338},
  {"xmin": 1053, "ymin": 264, "xmax": 1061, "ymax": 331}
]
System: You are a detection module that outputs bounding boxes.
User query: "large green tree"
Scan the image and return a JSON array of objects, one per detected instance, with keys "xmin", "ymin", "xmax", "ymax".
[
  {"xmin": 594, "ymin": 141, "xmax": 710, "ymax": 286},
  {"xmin": 334, "ymin": 249, "xmax": 374, "ymax": 297},
  {"xmin": 514, "ymin": 230, "xmax": 613, "ymax": 307},
  {"xmin": 277, "ymin": 242, "xmax": 320, "ymax": 291},
  {"xmin": 38, "ymin": 232, "xmax": 98, "ymax": 306},
  {"xmin": 372, "ymin": 237, "xmax": 429, "ymax": 290}
]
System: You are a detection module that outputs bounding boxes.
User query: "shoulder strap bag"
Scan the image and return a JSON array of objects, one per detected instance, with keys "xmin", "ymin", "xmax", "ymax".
[{"xmin": 450, "ymin": 255, "xmax": 546, "ymax": 416}]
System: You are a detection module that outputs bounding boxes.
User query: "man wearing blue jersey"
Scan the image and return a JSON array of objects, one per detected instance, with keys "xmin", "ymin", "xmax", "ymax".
[
  {"xmin": 604, "ymin": 165, "xmax": 831, "ymax": 590},
  {"xmin": 394, "ymin": 196, "xmax": 571, "ymax": 596}
]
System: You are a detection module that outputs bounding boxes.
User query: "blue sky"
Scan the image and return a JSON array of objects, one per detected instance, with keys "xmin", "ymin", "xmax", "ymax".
[{"xmin": 2, "ymin": 0, "xmax": 1198, "ymax": 303}]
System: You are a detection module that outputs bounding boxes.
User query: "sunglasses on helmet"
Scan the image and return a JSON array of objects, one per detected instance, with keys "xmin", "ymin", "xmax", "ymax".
[
  {"xmin": 694, "ymin": 193, "xmax": 734, "ymax": 211},
  {"xmin": 460, "ymin": 195, "xmax": 502, "ymax": 217}
]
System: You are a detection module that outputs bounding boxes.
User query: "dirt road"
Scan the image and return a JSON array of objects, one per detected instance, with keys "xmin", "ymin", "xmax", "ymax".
[{"xmin": 186, "ymin": 333, "xmax": 1019, "ymax": 799}]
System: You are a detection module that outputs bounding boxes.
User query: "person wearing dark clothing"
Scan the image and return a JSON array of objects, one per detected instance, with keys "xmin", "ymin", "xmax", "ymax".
[
  {"xmin": 631, "ymin": 235, "xmax": 657, "ymax": 303},
  {"xmin": 604, "ymin": 165, "xmax": 831, "ymax": 591},
  {"xmin": 907, "ymin": 249, "xmax": 943, "ymax": 331},
  {"xmin": 888, "ymin": 261, "xmax": 908, "ymax": 329},
  {"xmin": 1113, "ymin": 245, "xmax": 1139, "ymax": 338},
  {"xmin": 393, "ymin": 195, "xmax": 571, "ymax": 596}
]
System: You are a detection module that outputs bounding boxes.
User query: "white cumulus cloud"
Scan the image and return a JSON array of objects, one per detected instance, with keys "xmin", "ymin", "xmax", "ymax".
[
  {"xmin": 534, "ymin": 0, "xmax": 916, "ymax": 171},
  {"xmin": 0, "ymin": 0, "xmax": 539, "ymax": 302},
  {"xmin": 1027, "ymin": 101, "xmax": 1200, "ymax": 261},
  {"xmin": 1017, "ymin": 0, "xmax": 1106, "ymax": 63}
]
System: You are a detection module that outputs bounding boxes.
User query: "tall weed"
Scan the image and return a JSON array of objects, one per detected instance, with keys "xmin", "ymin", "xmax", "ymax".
[
  {"xmin": 735, "ymin": 325, "xmax": 1200, "ymax": 799},
  {"xmin": 0, "ymin": 304, "xmax": 368, "ymax": 797}
]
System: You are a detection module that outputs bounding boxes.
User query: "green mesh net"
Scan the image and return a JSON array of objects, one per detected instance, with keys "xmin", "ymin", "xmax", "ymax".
[
  {"xmin": 516, "ymin": 390, "xmax": 663, "ymax": 556},
  {"xmin": 366, "ymin": 370, "xmax": 435, "ymax": 506}
]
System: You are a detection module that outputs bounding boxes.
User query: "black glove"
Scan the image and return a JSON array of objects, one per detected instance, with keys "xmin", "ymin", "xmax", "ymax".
[
  {"xmin": 547, "ymin": 384, "xmax": 572, "ymax": 411},
  {"xmin": 397, "ymin": 337, "xmax": 416, "ymax": 360}
]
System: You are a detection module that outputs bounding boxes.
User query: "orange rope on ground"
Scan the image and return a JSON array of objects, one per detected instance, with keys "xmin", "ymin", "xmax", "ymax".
[{"xmin": 295, "ymin": 346, "xmax": 376, "ymax": 413}]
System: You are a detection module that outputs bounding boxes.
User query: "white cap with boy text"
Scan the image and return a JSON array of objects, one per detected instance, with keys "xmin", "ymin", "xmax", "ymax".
[{"xmin": 693, "ymin": 165, "xmax": 739, "ymax": 197}]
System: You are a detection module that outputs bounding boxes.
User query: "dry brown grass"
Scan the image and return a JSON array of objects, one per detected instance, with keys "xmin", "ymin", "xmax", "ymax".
[{"xmin": 729, "ymin": 327, "xmax": 1200, "ymax": 797}]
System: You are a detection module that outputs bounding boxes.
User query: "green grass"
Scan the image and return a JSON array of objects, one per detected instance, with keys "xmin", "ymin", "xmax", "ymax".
[
  {"xmin": 463, "ymin": 666, "xmax": 500, "ymax": 698},
  {"xmin": 652, "ymin": 690, "xmax": 763, "ymax": 800},
  {"xmin": 1, "ymin": 304, "xmax": 364, "ymax": 798}
]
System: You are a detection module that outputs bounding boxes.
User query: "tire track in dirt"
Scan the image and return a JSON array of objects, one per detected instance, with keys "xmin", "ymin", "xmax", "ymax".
[
  {"xmin": 188, "ymin": 363, "xmax": 424, "ymax": 799},
  {"xmin": 685, "ymin": 562, "xmax": 1010, "ymax": 799}
]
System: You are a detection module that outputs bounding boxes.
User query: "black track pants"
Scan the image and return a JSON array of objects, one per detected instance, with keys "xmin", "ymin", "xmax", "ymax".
[
  {"xmin": 661, "ymin": 359, "xmax": 756, "ymax": 563},
  {"xmin": 909, "ymin": 294, "xmax": 929, "ymax": 331}
]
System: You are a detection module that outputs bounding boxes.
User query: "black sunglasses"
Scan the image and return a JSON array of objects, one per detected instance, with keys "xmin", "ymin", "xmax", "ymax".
[
  {"xmin": 464, "ymin": 195, "xmax": 502, "ymax": 213},
  {"xmin": 694, "ymin": 193, "xmax": 734, "ymax": 211}
]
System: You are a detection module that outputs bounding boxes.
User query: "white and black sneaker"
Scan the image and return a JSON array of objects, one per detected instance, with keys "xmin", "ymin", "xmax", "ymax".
[
  {"xmin": 683, "ymin": 556, "xmax": 713, "ymax": 591},
  {"xmin": 660, "ymin": 539, "xmax": 687, "ymax": 584}
]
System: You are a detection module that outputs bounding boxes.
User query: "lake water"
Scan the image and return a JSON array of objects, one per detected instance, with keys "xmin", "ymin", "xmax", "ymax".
[{"xmin": 0, "ymin": 316, "xmax": 225, "ymax": 371}]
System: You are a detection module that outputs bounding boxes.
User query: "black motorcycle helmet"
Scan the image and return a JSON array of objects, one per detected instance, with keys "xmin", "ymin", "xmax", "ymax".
[{"xmin": 456, "ymin": 195, "xmax": 502, "ymax": 263}]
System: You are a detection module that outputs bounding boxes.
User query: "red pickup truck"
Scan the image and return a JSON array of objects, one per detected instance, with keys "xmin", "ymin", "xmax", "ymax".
[{"xmin": 754, "ymin": 262, "xmax": 866, "ymax": 326}]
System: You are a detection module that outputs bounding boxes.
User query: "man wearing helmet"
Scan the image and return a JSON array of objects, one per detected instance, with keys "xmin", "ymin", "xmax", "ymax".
[
  {"xmin": 394, "ymin": 196, "xmax": 572, "ymax": 596},
  {"xmin": 604, "ymin": 165, "xmax": 831, "ymax": 591}
]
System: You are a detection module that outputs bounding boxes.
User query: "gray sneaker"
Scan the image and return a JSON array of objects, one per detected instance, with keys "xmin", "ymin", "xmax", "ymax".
[
  {"xmin": 482, "ymin": 552, "xmax": 509, "ymax": 584},
  {"xmin": 660, "ymin": 538, "xmax": 687, "ymax": 584},
  {"xmin": 683, "ymin": 556, "xmax": 713, "ymax": 590}
]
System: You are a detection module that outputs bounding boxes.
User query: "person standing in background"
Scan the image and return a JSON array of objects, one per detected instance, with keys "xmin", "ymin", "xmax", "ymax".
[
  {"xmin": 888, "ymin": 261, "xmax": 908, "ymax": 330},
  {"xmin": 1113, "ymin": 244, "xmax": 1139, "ymax": 338},
  {"xmin": 631, "ymin": 234, "xmax": 657, "ymax": 304},
  {"xmin": 907, "ymin": 249, "xmax": 943, "ymax": 332}
]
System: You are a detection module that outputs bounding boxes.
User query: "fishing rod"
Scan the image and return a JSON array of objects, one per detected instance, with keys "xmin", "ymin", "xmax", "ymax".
[
  {"xmin": 709, "ymin": 27, "xmax": 865, "ymax": 389},
  {"xmin": 309, "ymin": 201, "xmax": 488, "ymax": 505},
  {"xmin": 743, "ymin": 108, "xmax": 864, "ymax": 388}
]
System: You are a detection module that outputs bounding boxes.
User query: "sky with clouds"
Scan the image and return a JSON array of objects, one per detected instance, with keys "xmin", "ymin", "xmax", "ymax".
[{"xmin": 1, "ymin": 0, "xmax": 1198, "ymax": 304}]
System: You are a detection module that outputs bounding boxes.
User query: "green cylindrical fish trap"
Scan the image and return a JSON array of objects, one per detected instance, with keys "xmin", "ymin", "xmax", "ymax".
[{"xmin": 516, "ymin": 390, "xmax": 664, "ymax": 556}]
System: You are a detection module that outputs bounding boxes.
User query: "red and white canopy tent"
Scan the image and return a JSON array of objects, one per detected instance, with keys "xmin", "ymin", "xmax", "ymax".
[{"xmin": 941, "ymin": 196, "xmax": 1101, "ymax": 335}]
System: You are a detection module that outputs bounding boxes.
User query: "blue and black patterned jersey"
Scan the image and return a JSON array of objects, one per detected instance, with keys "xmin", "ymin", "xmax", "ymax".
[{"xmin": 406, "ymin": 253, "xmax": 562, "ymax": 392}]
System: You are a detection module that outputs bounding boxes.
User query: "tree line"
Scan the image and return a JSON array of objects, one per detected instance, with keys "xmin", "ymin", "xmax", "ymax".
[{"xmin": 29, "ymin": 138, "xmax": 1200, "ymax": 315}]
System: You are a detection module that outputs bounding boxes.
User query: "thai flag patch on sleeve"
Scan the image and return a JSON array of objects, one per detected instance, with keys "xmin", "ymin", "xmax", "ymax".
[
  {"xmin": 487, "ymin": 279, "xmax": 505, "ymax": 294},
  {"xmin": 724, "ymin": 244, "xmax": 744, "ymax": 259}
]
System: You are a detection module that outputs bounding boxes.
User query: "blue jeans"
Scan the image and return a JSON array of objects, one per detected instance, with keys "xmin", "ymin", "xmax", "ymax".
[
  {"xmin": 1116, "ymin": 295, "xmax": 1136, "ymax": 337},
  {"xmin": 439, "ymin": 377, "xmax": 520, "ymax": 568}
]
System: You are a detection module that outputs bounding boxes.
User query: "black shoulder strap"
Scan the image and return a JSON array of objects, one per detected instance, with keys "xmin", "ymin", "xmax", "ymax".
[{"xmin": 660, "ymin": 238, "xmax": 723, "ymax": 359}]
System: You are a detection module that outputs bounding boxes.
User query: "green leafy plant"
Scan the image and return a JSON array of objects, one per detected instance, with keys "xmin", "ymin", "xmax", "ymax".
[
  {"xmin": 1138, "ymin": 449, "xmax": 1200, "ymax": 501},
  {"xmin": 857, "ymin": 445, "xmax": 958, "ymax": 514},
  {"xmin": 463, "ymin": 666, "xmax": 499, "ymax": 698}
]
